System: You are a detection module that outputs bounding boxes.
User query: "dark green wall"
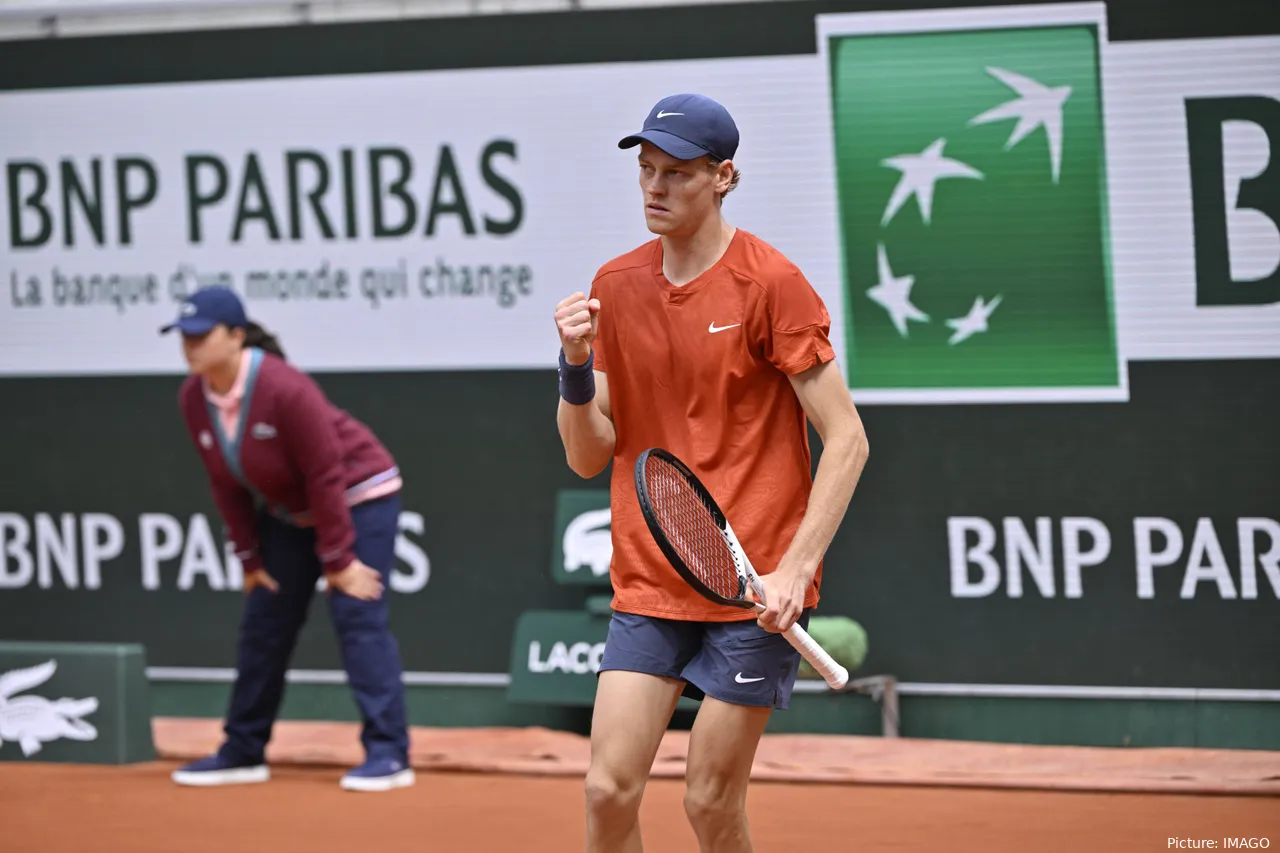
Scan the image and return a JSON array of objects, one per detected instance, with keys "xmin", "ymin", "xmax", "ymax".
[
  {"xmin": 1, "ymin": 359, "xmax": 1275, "ymax": 688},
  {"xmin": 0, "ymin": 0, "xmax": 1277, "ymax": 750}
]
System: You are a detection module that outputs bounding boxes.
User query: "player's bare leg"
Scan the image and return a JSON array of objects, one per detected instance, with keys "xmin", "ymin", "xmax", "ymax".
[
  {"xmin": 682, "ymin": 696, "xmax": 772, "ymax": 853},
  {"xmin": 585, "ymin": 670, "xmax": 685, "ymax": 853}
]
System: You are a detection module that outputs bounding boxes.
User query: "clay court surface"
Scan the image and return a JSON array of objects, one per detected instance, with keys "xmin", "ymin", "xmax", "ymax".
[
  {"xmin": 4, "ymin": 762, "xmax": 1278, "ymax": 853},
  {"xmin": 3, "ymin": 720, "xmax": 1278, "ymax": 852}
]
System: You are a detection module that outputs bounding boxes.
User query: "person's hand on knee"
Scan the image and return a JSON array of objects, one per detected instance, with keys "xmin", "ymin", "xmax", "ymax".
[
  {"xmin": 244, "ymin": 569, "xmax": 279, "ymax": 595},
  {"xmin": 327, "ymin": 559, "xmax": 384, "ymax": 601}
]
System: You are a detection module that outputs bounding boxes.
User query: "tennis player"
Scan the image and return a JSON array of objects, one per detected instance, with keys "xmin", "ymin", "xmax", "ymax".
[
  {"xmin": 554, "ymin": 94, "xmax": 870, "ymax": 851},
  {"xmin": 161, "ymin": 286, "xmax": 414, "ymax": 793}
]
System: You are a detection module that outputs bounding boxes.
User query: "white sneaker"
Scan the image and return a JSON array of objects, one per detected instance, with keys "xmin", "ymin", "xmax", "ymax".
[
  {"xmin": 172, "ymin": 755, "xmax": 270, "ymax": 787},
  {"xmin": 339, "ymin": 757, "xmax": 415, "ymax": 792}
]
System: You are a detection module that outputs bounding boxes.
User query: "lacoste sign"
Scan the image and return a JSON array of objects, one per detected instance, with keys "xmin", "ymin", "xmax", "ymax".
[
  {"xmin": 506, "ymin": 611, "xmax": 611, "ymax": 706},
  {"xmin": 527, "ymin": 640, "xmax": 606, "ymax": 675},
  {"xmin": 0, "ymin": 660, "xmax": 99, "ymax": 757},
  {"xmin": 550, "ymin": 490, "xmax": 613, "ymax": 587}
]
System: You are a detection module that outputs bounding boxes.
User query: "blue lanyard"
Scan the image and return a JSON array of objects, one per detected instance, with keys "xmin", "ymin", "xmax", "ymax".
[{"xmin": 204, "ymin": 348, "xmax": 295, "ymax": 523}]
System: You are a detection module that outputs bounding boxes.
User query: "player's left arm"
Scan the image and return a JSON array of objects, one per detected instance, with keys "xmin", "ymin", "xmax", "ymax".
[
  {"xmin": 779, "ymin": 358, "xmax": 869, "ymax": 584},
  {"xmin": 757, "ymin": 360, "xmax": 869, "ymax": 633},
  {"xmin": 754, "ymin": 266, "xmax": 870, "ymax": 633}
]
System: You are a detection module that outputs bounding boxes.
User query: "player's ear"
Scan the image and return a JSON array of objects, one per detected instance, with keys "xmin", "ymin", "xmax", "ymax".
[{"xmin": 714, "ymin": 158, "xmax": 734, "ymax": 193}]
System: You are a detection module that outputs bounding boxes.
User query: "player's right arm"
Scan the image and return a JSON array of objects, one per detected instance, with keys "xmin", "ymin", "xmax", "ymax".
[{"xmin": 554, "ymin": 290, "xmax": 616, "ymax": 479}]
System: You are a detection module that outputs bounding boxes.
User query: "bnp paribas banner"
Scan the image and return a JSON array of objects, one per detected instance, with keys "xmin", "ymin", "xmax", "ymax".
[
  {"xmin": 818, "ymin": 4, "xmax": 1278, "ymax": 404},
  {"xmin": 1, "ymin": 2, "xmax": 1277, "ymax": 400}
]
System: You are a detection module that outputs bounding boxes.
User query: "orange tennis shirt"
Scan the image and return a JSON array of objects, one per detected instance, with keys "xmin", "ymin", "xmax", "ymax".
[{"xmin": 588, "ymin": 229, "xmax": 837, "ymax": 622}]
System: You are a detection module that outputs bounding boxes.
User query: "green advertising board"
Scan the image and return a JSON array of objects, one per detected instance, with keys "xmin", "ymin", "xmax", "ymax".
[
  {"xmin": 823, "ymin": 10, "xmax": 1122, "ymax": 403},
  {"xmin": 0, "ymin": 642, "xmax": 155, "ymax": 765},
  {"xmin": 506, "ymin": 610, "xmax": 704, "ymax": 712},
  {"xmin": 506, "ymin": 610, "xmax": 611, "ymax": 706}
]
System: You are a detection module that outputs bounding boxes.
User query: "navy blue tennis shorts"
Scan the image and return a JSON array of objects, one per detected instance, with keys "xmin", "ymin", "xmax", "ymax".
[{"xmin": 596, "ymin": 608, "xmax": 813, "ymax": 710}]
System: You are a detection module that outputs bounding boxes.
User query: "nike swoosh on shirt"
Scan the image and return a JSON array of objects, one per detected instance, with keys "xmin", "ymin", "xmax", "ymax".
[{"xmin": 709, "ymin": 322, "xmax": 741, "ymax": 334}]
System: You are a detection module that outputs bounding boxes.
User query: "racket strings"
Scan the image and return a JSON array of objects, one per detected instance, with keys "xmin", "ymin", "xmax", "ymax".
[{"xmin": 644, "ymin": 458, "xmax": 744, "ymax": 602}]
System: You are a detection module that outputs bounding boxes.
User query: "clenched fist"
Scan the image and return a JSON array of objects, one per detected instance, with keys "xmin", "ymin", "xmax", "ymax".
[{"xmin": 554, "ymin": 292, "xmax": 600, "ymax": 366}]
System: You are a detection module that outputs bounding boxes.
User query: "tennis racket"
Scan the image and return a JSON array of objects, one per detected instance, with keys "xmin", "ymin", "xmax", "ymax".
[{"xmin": 634, "ymin": 447, "xmax": 850, "ymax": 690}]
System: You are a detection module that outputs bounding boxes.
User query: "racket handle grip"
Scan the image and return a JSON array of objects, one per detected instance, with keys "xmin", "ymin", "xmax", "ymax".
[{"xmin": 782, "ymin": 618, "xmax": 850, "ymax": 691}]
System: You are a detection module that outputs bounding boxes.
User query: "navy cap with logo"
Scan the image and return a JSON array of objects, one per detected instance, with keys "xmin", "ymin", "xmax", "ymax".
[
  {"xmin": 617, "ymin": 93, "xmax": 740, "ymax": 162},
  {"xmin": 159, "ymin": 286, "xmax": 248, "ymax": 336}
]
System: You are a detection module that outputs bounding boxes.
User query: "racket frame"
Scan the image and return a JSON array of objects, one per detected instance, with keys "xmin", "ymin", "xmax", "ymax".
[{"xmin": 635, "ymin": 448, "xmax": 851, "ymax": 690}]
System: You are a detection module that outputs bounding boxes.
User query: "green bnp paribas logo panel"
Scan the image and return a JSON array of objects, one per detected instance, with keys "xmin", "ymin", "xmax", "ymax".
[{"xmin": 827, "ymin": 20, "xmax": 1123, "ymax": 402}]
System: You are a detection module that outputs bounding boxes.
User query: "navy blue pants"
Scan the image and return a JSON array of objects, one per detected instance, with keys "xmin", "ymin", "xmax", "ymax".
[{"xmin": 218, "ymin": 494, "xmax": 410, "ymax": 765}]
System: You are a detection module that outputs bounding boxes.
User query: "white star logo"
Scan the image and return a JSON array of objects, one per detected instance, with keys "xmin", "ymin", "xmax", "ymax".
[
  {"xmin": 867, "ymin": 244, "xmax": 930, "ymax": 337},
  {"xmin": 968, "ymin": 67, "xmax": 1071, "ymax": 184},
  {"xmin": 945, "ymin": 295, "xmax": 1003, "ymax": 345},
  {"xmin": 880, "ymin": 138, "xmax": 984, "ymax": 226}
]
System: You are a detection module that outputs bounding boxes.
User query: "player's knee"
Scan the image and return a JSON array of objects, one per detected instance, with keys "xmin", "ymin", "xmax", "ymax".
[
  {"xmin": 683, "ymin": 777, "xmax": 746, "ymax": 835},
  {"xmin": 584, "ymin": 768, "xmax": 642, "ymax": 822},
  {"xmin": 328, "ymin": 597, "xmax": 387, "ymax": 635}
]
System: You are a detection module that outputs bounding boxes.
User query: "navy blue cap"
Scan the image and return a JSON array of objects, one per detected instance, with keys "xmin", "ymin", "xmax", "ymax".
[
  {"xmin": 618, "ymin": 94, "xmax": 739, "ymax": 162},
  {"xmin": 159, "ymin": 286, "xmax": 248, "ymax": 335}
]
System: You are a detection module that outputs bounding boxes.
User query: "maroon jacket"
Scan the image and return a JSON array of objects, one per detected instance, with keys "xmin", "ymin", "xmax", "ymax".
[{"xmin": 179, "ymin": 349, "xmax": 399, "ymax": 576}]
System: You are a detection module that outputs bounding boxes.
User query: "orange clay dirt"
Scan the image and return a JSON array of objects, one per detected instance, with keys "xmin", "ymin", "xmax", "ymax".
[
  {"xmin": 3, "ymin": 719, "xmax": 1278, "ymax": 852},
  {"xmin": 2, "ymin": 760, "xmax": 1278, "ymax": 853}
]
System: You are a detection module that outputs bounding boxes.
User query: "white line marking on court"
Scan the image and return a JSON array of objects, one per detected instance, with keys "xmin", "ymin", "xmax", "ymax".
[
  {"xmin": 145, "ymin": 667, "xmax": 510, "ymax": 687},
  {"xmin": 792, "ymin": 681, "xmax": 1280, "ymax": 702},
  {"xmin": 144, "ymin": 668, "xmax": 1280, "ymax": 702}
]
